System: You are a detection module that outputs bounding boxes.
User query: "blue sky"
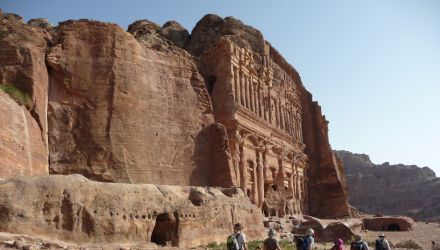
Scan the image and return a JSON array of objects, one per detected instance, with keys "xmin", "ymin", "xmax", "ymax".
[{"xmin": 2, "ymin": 0, "xmax": 439, "ymax": 175}]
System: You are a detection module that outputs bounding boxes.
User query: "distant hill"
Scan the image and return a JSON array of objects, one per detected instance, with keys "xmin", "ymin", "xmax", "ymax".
[{"xmin": 335, "ymin": 150, "xmax": 440, "ymax": 222}]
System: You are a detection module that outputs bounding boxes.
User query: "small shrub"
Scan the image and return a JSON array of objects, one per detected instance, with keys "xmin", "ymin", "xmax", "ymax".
[
  {"xmin": 206, "ymin": 242, "xmax": 226, "ymax": 250},
  {"xmin": 395, "ymin": 239, "xmax": 422, "ymax": 249},
  {"xmin": 279, "ymin": 239, "xmax": 297, "ymax": 250},
  {"xmin": 0, "ymin": 84, "xmax": 32, "ymax": 108},
  {"xmin": 247, "ymin": 240, "xmax": 263, "ymax": 250},
  {"xmin": 207, "ymin": 241, "xmax": 217, "ymax": 248}
]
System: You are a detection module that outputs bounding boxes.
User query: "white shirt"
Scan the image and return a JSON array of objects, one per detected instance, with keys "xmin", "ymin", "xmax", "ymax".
[{"xmin": 235, "ymin": 232, "xmax": 247, "ymax": 250}]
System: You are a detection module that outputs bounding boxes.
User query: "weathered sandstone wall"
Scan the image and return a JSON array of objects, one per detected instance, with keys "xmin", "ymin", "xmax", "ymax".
[
  {"xmin": 0, "ymin": 92, "xmax": 48, "ymax": 178},
  {"xmin": 46, "ymin": 20, "xmax": 230, "ymax": 185},
  {"xmin": 0, "ymin": 174, "xmax": 264, "ymax": 247},
  {"xmin": 0, "ymin": 15, "xmax": 50, "ymax": 178},
  {"xmin": 0, "ymin": 10, "xmax": 352, "ymax": 220},
  {"xmin": 0, "ymin": 15, "xmax": 51, "ymax": 141}
]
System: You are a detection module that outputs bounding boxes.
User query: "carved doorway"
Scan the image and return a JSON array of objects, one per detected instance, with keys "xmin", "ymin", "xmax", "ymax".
[{"xmin": 151, "ymin": 212, "xmax": 179, "ymax": 246}]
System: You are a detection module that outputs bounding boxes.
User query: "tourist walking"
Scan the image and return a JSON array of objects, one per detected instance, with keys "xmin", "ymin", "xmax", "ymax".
[
  {"xmin": 263, "ymin": 228, "xmax": 281, "ymax": 250},
  {"xmin": 375, "ymin": 233, "xmax": 391, "ymax": 250},
  {"xmin": 227, "ymin": 223, "xmax": 248, "ymax": 250},
  {"xmin": 350, "ymin": 234, "xmax": 369, "ymax": 250},
  {"xmin": 331, "ymin": 238, "xmax": 344, "ymax": 250},
  {"xmin": 302, "ymin": 228, "xmax": 315, "ymax": 250}
]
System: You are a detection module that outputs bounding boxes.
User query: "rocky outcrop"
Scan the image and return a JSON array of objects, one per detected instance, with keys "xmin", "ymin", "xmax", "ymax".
[
  {"xmin": 0, "ymin": 92, "xmax": 48, "ymax": 178},
  {"xmin": 0, "ymin": 174, "xmax": 264, "ymax": 248},
  {"xmin": 27, "ymin": 18, "xmax": 53, "ymax": 29},
  {"xmin": 335, "ymin": 150, "xmax": 440, "ymax": 222},
  {"xmin": 160, "ymin": 21, "xmax": 190, "ymax": 48},
  {"xmin": 185, "ymin": 14, "xmax": 265, "ymax": 57},
  {"xmin": 47, "ymin": 20, "xmax": 230, "ymax": 185},
  {"xmin": 0, "ymin": 17, "xmax": 51, "ymax": 159},
  {"xmin": 265, "ymin": 215, "xmax": 362, "ymax": 242},
  {"xmin": 1, "ymin": 9, "xmax": 351, "ymax": 224},
  {"xmin": 363, "ymin": 215, "xmax": 415, "ymax": 231},
  {"xmin": 185, "ymin": 14, "xmax": 351, "ymax": 219}
]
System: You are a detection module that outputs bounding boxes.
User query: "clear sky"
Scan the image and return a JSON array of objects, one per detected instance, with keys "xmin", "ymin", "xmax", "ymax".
[{"xmin": 2, "ymin": 0, "xmax": 439, "ymax": 175}]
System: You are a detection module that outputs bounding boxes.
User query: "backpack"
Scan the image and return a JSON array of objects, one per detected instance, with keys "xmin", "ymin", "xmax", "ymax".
[
  {"xmin": 351, "ymin": 242, "xmax": 366, "ymax": 250},
  {"xmin": 296, "ymin": 235, "xmax": 310, "ymax": 250},
  {"xmin": 375, "ymin": 239, "xmax": 385, "ymax": 250},
  {"xmin": 295, "ymin": 236, "xmax": 305, "ymax": 250},
  {"xmin": 227, "ymin": 233, "xmax": 240, "ymax": 250}
]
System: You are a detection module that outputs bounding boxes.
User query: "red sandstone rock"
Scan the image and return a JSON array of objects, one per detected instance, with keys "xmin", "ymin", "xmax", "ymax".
[
  {"xmin": 0, "ymin": 92, "xmax": 48, "ymax": 178},
  {"xmin": 160, "ymin": 21, "xmax": 190, "ymax": 48},
  {"xmin": 0, "ymin": 174, "xmax": 264, "ymax": 248},
  {"xmin": 46, "ymin": 20, "xmax": 230, "ymax": 185},
  {"xmin": 188, "ymin": 14, "xmax": 351, "ymax": 219},
  {"xmin": 363, "ymin": 216, "xmax": 415, "ymax": 231},
  {"xmin": 0, "ymin": 17, "xmax": 51, "ymax": 156},
  {"xmin": 0, "ymin": 11, "xmax": 352, "ymax": 223}
]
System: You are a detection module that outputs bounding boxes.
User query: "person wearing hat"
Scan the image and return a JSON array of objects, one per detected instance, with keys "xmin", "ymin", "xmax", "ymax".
[
  {"xmin": 350, "ymin": 234, "xmax": 369, "ymax": 250},
  {"xmin": 375, "ymin": 233, "xmax": 391, "ymax": 250},
  {"xmin": 304, "ymin": 228, "xmax": 315, "ymax": 250},
  {"xmin": 263, "ymin": 228, "xmax": 281, "ymax": 250},
  {"xmin": 227, "ymin": 223, "xmax": 248, "ymax": 250}
]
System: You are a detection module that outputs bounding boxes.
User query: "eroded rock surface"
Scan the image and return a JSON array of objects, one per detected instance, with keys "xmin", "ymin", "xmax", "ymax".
[
  {"xmin": 187, "ymin": 14, "xmax": 352, "ymax": 218},
  {"xmin": 0, "ymin": 10, "xmax": 352, "ymax": 226},
  {"xmin": 0, "ymin": 17, "xmax": 51, "ymax": 152},
  {"xmin": 0, "ymin": 174, "xmax": 264, "ymax": 248},
  {"xmin": 336, "ymin": 150, "xmax": 440, "ymax": 222},
  {"xmin": 47, "ymin": 20, "xmax": 229, "ymax": 185},
  {"xmin": 0, "ymin": 92, "xmax": 48, "ymax": 178},
  {"xmin": 363, "ymin": 215, "xmax": 415, "ymax": 231}
]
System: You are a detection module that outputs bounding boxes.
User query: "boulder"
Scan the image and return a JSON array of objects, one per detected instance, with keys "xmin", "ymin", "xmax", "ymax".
[
  {"xmin": 160, "ymin": 20, "xmax": 189, "ymax": 48},
  {"xmin": 27, "ymin": 18, "xmax": 52, "ymax": 29},
  {"xmin": 127, "ymin": 19, "xmax": 161, "ymax": 36},
  {"xmin": 4, "ymin": 13, "xmax": 24, "ymax": 23},
  {"xmin": 363, "ymin": 216, "xmax": 415, "ymax": 231}
]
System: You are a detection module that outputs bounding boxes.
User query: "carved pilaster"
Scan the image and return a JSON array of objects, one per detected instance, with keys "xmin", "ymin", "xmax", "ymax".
[{"xmin": 256, "ymin": 150, "xmax": 264, "ymax": 208}]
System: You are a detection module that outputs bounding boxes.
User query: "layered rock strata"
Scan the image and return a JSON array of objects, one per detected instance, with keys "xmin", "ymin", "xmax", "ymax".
[
  {"xmin": 46, "ymin": 20, "xmax": 229, "ymax": 185},
  {"xmin": 0, "ymin": 9, "xmax": 351, "ymax": 227},
  {"xmin": 0, "ymin": 174, "xmax": 264, "ymax": 248},
  {"xmin": 336, "ymin": 150, "xmax": 440, "ymax": 222}
]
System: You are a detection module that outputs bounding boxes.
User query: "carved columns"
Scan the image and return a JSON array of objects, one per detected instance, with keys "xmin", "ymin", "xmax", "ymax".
[
  {"xmin": 239, "ymin": 144, "xmax": 246, "ymax": 192},
  {"xmin": 256, "ymin": 150, "xmax": 264, "ymax": 208}
]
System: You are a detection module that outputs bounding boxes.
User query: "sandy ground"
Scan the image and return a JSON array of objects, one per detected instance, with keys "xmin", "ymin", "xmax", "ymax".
[
  {"xmin": 1, "ymin": 222, "xmax": 439, "ymax": 249},
  {"xmin": 313, "ymin": 222, "xmax": 440, "ymax": 250}
]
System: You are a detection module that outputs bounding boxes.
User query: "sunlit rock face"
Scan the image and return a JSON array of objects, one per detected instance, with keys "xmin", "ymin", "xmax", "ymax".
[
  {"xmin": 0, "ymin": 11, "xmax": 353, "ymax": 247},
  {"xmin": 336, "ymin": 150, "xmax": 440, "ymax": 222}
]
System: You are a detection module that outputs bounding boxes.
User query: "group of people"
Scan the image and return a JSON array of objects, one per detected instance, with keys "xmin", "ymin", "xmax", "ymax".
[{"xmin": 227, "ymin": 223, "xmax": 392, "ymax": 250}]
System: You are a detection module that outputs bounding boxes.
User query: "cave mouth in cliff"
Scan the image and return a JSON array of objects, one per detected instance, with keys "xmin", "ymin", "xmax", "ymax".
[
  {"xmin": 387, "ymin": 223, "xmax": 400, "ymax": 231},
  {"xmin": 151, "ymin": 212, "xmax": 179, "ymax": 246}
]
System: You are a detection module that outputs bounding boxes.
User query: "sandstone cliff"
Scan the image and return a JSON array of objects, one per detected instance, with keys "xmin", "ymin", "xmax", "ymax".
[
  {"xmin": 0, "ymin": 8, "xmax": 351, "ymax": 227},
  {"xmin": 335, "ymin": 150, "xmax": 440, "ymax": 222},
  {"xmin": 186, "ymin": 14, "xmax": 352, "ymax": 218}
]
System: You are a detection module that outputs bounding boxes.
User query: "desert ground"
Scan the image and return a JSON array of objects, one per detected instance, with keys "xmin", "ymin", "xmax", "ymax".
[{"xmin": 1, "ymin": 222, "xmax": 439, "ymax": 250}]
